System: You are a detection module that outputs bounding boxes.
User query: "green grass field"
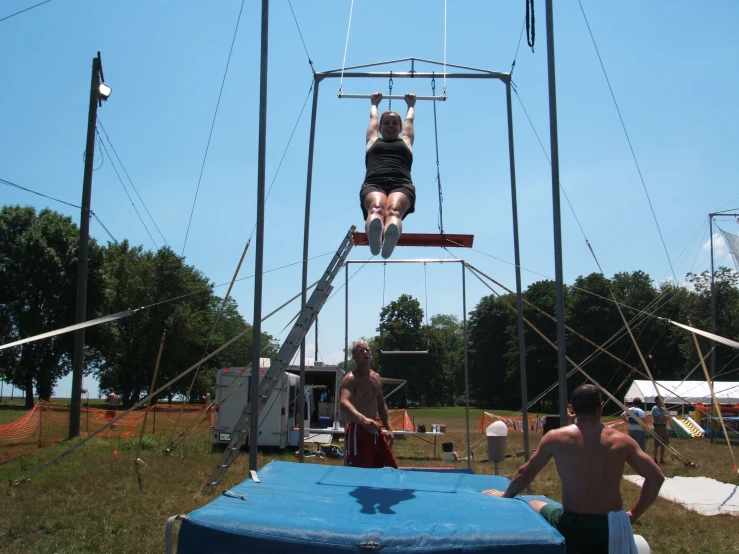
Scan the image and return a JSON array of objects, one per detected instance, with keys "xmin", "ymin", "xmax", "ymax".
[{"xmin": 1, "ymin": 407, "xmax": 738, "ymax": 553}]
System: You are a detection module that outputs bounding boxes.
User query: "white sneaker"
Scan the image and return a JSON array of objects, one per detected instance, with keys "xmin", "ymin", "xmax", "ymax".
[
  {"xmin": 381, "ymin": 223, "xmax": 400, "ymax": 259},
  {"xmin": 368, "ymin": 218, "xmax": 382, "ymax": 256}
]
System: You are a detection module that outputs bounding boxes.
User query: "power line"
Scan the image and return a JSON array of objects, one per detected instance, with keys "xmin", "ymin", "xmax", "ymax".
[
  {"xmin": 511, "ymin": 88, "xmax": 590, "ymax": 245},
  {"xmin": 96, "ymin": 118, "xmax": 169, "ymax": 247},
  {"xmin": 1, "ymin": 177, "xmax": 119, "ymax": 245},
  {"xmin": 0, "ymin": 0, "xmax": 53, "ymax": 23},
  {"xmin": 577, "ymin": 0, "xmax": 678, "ymax": 284},
  {"xmin": 96, "ymin": 131, "xmax": 158, "ymax": 249},
  {"xmin": 181, "ymin": 0, "xmax": 245, "ymax": 256},
  {"xmin": 91, "ymin": 212, "xmax": 120, "ymax": 246},
  {"xmin": 1, "ymin": 177, "xmax": 79, "ymax": 210}
]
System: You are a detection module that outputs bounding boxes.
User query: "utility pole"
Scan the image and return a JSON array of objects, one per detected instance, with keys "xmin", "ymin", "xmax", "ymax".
[{"xmin": 69, "ymin": 52, "xmax": 110, "ymax": 439}]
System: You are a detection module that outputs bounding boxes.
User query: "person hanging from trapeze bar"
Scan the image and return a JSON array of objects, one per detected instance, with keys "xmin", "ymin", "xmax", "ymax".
[{"xmin": 359, "ymin": 91, "xmax": 416, "ymax": 259}]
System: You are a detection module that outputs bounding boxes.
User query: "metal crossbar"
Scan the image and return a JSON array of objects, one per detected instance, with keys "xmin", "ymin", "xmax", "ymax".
[{"xmin": 201, "ymin": 226, "xmax": 356, "ymax": 495}]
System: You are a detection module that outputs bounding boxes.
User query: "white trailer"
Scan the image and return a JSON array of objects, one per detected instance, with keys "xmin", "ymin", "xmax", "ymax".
[
  {"xmin": 212, "ymin": 359, "xmax": 346, "ymax": 448},
  {"xmin": 211, "ymin": 359, "xmax": 299, "ymax": 448}
]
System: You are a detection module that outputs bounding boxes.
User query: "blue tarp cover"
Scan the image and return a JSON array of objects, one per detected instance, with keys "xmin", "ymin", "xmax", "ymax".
[{"xmin": 177, "ymin": 461, "xmax": 565, "ymax": 553}]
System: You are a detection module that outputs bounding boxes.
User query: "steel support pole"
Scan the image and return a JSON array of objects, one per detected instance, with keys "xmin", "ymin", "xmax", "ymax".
[
  {"xmin": 545, "ymin": 0, "xmax": 569, "ymax": 425},
  {"xmin": 462, "ymin": 263, "xmax": 471, "ymax": 469},
  {"xmin": 709, "ymin": 214, "xmax": 716, "ymax": 443},
  {"xmin": 344, "ymin": 263, "xmax": 349, "ymax": 372},
  {"xmin": 299, "ymin": 75, "xmax": 321, "ymax": 463},
  {"xmin": 506, "ymin": 81, "xmax": 530, "ymax": 461},
  {"xmin": 249, "ymin": 0, "xmax": 269, "ymax": 471},
  {"xmin": 69, "ymin": 55, "xmax": 101, "ymax": 439}
]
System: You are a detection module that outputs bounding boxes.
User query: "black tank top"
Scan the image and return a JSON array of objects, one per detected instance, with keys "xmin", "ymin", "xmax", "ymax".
[{"xmin": 364, "ymin": 139, "xmax": 413, "ymax": 184}]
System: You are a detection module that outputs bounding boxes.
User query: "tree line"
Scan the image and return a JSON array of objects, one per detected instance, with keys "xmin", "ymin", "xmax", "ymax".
[
  {"xmin": 357, "ymin": 269, "xmax": 738, "ymax": 412},
  {"xmin": 3, "ymin": 205, "xmax": 738, "ymax": 413},
  {"xmin": 0, "ymin": 206, "xmax": 278, "ymax": 408}
]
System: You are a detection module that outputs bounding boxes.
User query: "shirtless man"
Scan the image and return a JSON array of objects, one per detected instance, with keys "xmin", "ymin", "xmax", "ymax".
[
  {"xmin": 339, "ymin": 340, "xmax": 398, "ymax": 468},
  {"xmin": 483, "ymin": 384, "xmax": 664, "ymax": 553}
]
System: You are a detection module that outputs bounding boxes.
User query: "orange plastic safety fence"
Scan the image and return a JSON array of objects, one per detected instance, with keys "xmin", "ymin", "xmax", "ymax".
[{"xmin": 0, "ymin": 401, "xmax": 213, "ymax": 464}]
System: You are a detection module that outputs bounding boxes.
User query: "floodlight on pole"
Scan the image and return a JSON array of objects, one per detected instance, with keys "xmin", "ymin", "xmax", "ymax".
[{"xmin": 98, "ymin": 83, "xmax": 112, "ymax": 100}]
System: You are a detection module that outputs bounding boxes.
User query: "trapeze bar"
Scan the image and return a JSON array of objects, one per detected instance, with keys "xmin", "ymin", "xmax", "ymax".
[
  {"xmin": 338, "ymin": 93, "xmax": 447, "ymax": 101},
  {"xmin": 353, "ymin": 232, "xmax": 473, "ymax": 248},
  {"xmin": 380, "ymin": 350, "xmax": 429, "ymax": 355}
]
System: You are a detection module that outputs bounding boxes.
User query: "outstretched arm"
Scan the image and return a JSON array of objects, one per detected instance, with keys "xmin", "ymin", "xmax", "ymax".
[
  {"xmin": 625, "ymin": 438, "xmax": 665, "ymax": 523},
  {"xmin": 366, "ymin": 92, "xmax": 382, "ymax": 149},
  {"xmin": 499, "ymin": 432, "xmax": 554, "ymax": 497},
  {"xmin": 402, "ymin": 93, "xmax": 416, "ymax": 147}
]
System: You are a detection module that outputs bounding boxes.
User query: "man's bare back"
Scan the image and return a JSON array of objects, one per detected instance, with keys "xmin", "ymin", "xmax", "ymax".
[
  {"xmin": 483, "ymin": 385, "xmax": 663, "ymax": 524},
  {"xmin": 546, "ymin": 422, "xmax": 634, "ymax": 514}
]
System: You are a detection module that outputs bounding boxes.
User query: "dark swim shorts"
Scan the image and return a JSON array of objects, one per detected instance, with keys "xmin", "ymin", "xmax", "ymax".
[
  {"xmin": 539, "ymin": 505, "xmax": 609, "ymax": 554},
  {"xmin": 359, "ymin": 179, "xmax": 416, "ymax": 221}
]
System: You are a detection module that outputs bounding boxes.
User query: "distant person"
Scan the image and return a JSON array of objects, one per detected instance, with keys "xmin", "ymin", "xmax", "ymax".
[
  {"xmin": 106, "ymin": 390, "xmax": 119, "ymax": 427},
  {"xmin": 482, "ymin": 385, "xmax": 664, "ymax": 554},
  {"xmin": 360, "ymin": 92, "xmax": 416, "ymax": 259},
  {"xmin": 621, "ymin": 398, "xmax": 647, "ymax": 452},
  {"xmin": 339, "ymin": 340, "xmax": 397, "ymax": 468},
  {"xmin": 651, "ymin": 395, "xmax": 669, "ymax": 464},
  {"xmin": 204, "ymin": 392, "xmax": 211, "ymax": 405}
]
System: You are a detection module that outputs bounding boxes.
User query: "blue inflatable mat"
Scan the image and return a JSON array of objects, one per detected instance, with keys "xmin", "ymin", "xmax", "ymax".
[{"xmin": 177, "ymin": 461, "xmax": 564, "ymax": 553}]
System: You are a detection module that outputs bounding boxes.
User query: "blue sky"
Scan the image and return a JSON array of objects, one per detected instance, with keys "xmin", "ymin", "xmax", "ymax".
[{"xmin": 1, "ymin": 1, "xmax": 737, "ymax": 400}]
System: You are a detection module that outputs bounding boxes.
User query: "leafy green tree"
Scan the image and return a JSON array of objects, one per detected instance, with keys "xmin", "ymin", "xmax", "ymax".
[
  {"xmin": 467, "ymin": 294, "xmax": 517, "ymax": 408},
  {"xmin": 96, "ymin": 242, "xmax": 280, "ymax": 404},
  {"xmin": 510, "ymin": 280, "xmax": 562, "ymax": 411},
  {"xmin": 678, "ymin": 268, "xmax": 739, "ymax": 376},
  {"xmin": 428, "ymin": 314, "xmax": 465, "ymax": 405},
  {"xmin": 0, "ymin": 206, "xmax": 105, "ymax": 406},
  {"xmin": 95, "ymin": 244, "xmax": 214, "ymax": 404},
  {"xmin": 375, "ymin": 294, "xmax": 427, "ymax": 403}
]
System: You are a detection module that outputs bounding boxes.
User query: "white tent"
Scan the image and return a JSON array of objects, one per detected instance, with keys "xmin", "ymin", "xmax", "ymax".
[{"xmin": 624, "ymin": 380, "xmax": 739, "ymax": 405}]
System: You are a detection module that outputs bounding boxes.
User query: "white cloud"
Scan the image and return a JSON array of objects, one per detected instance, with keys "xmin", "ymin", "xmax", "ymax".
[{"xmin": 702, "ymin": 233, "xmax": 727, "ymax": 257}]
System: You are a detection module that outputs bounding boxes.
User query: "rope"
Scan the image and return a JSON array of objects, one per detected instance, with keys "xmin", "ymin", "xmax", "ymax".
[
  {"xmin": 465, "ymin": 263, "xmax": 708, "ymax": 416},
  {"xmin": 423, "ymin": 263, "xmax": 430, "ymax": 349},
  {"xmin": 135, "ymin": 331, "xmax": 166, "ymax": 490},
  {"xmin": 337, "ymin": 0, "xmax": 355, "ymax": 96},
  {"xmin": 182, "ymin": 0, "xmax": 245, "ymax": 256},
  {"xmin": 577, "ymin": 0, "xmax": 677, "ymax": 284},
  {"xmin": 691, "ymin": 328, "xmax": 738, "ymax": 471},
  {"xmin": 0, "ymin": 310, "xmax": 134, "ymax": 351},
  {"xmin": 179, "ymin": 239, "xmax": 251, "ymax": 420},
  {"xmin": 0, "ymin": 0, "xmax": 53, "ymax": 23},
  {"xmin": 509, "ymin": 15, "xmax": 527, "ymax": 74},
  {"xmin": 525, "ymin": 0, "xmax": 535, "ymax": 51},
  {"xmin": 431, "ymin": 77, "xmax": 444, "ymax": 234},
  {"xmin": 286, "ymin": 0, "xmax": 315, "ymax": 74},
  {"xmin": 388, "ymin": 72, "xmax": 393, "ymax": 111}
]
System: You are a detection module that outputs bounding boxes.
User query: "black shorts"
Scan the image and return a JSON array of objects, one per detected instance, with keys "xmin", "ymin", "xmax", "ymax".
[{"xmin": 359, "ymin": 179, "xmax": 416, "ymax": 221}]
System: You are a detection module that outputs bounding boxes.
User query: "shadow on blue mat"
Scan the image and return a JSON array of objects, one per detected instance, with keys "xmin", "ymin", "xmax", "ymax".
[{"xmin": 349, "ymin": 486, "xmax": 417, "ymax": 514}]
